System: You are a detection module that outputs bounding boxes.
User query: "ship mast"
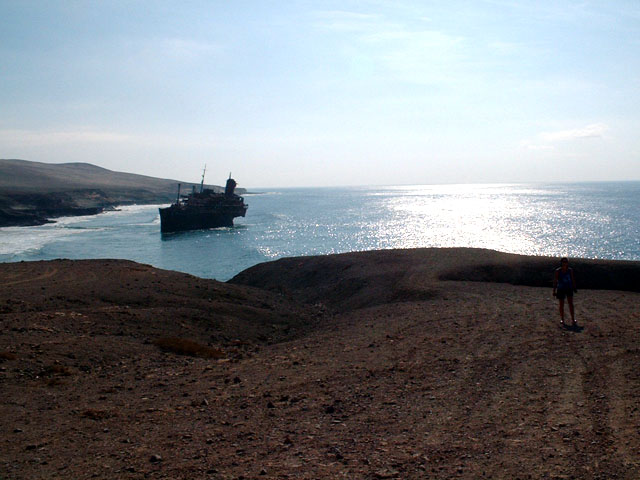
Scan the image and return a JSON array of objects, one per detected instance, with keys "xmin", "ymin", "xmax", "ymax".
[{"xmin": 200, "ymin": 164, "xmax": 207, "ymax": 193}]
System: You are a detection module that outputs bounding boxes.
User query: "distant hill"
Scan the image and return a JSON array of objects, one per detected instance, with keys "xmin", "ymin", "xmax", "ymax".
[
  {"xmin": 0, "ymin": 159, "xmax": 243, "ymax": 227},
  {"xmin": 0, "ymin": 158, "xmax": 223, "ymax": 194}
]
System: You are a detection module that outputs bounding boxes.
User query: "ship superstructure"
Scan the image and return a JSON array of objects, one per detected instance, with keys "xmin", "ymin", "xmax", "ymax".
[{"xmin": 159, "ymin": 171, "xmax": 247, "ymax": 233}]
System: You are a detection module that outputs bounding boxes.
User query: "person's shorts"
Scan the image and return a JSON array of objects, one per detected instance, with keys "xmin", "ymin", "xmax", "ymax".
[{"xmin": 556, "ymin": 288, "xmax": 573, "ymax": 300}]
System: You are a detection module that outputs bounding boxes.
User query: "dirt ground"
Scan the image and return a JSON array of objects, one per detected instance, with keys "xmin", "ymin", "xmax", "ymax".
[{"xmin": 1, "ymin": 249, "xmax": 639, "ymax": 479}]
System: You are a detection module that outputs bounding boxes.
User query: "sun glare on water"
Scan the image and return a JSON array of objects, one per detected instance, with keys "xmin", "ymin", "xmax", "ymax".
[{"xmin": 363, "ymin": 184, "xmax": 571, "ymax": 257}]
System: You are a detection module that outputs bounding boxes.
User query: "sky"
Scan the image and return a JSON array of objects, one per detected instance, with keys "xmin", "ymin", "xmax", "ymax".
[{"xmin": 1, "ymin": 1, "xmax": 640, "ymax": 187}]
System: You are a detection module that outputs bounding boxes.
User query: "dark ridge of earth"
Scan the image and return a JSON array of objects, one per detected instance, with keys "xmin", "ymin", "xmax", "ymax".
[
  {"xmin": 1, "ymin": 248, "xmax": 639, "ymax": 479},
  {"xmin": 230, "ymin": 247, "xmax": 640, "ymax": 312}
]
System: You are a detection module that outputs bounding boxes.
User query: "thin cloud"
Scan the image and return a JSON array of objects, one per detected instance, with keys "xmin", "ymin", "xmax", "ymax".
[
  {"xmin": 365, "ymin": 29, "xmax": 468, "ymax": 86},
  {"xmin": 0, "ymin": 128, "xmax": 228, "ymax": 149},
  {"xmin": 313, "ymin": 10, "xmax": 385, "ymax": 32},
  {"xmin": 519, "ymin": 140, "xmax": 555, "ymax": 151},
  {"xmin": 0, "ymin": 129, "xmax": 133, "ymax": 146},
  {"xmin": 160, "ymin": 38, "xmax": 221, "ymax": 59},
  {"xmin": 520, "ymin": 123, "xmax": 610, "ymax": 152},
  {"xmin": 120, "ymin": 37, "xmax": 222, "ymax": 66},
  {"xmin": 312, "ymin": 8, "xmax": 469, "ymax": 87},
  {"xmin": 362, "ymin": 29, "xmax": 463, "ymax": 47},
  {"xmin": 540, "ymin": 123, "xmax": 609, "ymax": 142},
  {"xmin": 487, "ymin": 41, "xmax": 521, "ymax": 55}
]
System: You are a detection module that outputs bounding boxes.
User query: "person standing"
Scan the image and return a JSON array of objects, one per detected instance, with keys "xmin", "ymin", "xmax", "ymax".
[{"xmin": 553, "ymin": 257, "xmax": 577, "ymax": 326}]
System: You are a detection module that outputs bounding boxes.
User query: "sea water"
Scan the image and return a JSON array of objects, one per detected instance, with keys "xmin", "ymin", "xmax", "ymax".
[{"xmin": 1, "ymin": 182, "xmax": 639, "ymax": 281}]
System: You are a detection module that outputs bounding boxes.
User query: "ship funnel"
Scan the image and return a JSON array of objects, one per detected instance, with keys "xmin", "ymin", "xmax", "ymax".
[{"xmin": 225, "ymin": 178, "xmax": 237, "ymax": 197}]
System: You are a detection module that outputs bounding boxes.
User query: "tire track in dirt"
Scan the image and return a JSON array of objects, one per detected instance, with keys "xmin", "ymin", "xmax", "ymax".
[
  {"xmin": 543, "ymin": 298, "xmax": 640, "ymax": 479},
  {"xmin": 573, "ymin": 292, "xmax": 640, "ymax": 478},
  {"xmin": 606, "ymin": 355, "xmax": 640, "ymax": 473},
  {"xmin": 587, "ymin": 350, "xmax": 640, "ymax": 479},
  {"xmin": 0, "ymin": 265, "xmax": 59, "ymax": 287}
]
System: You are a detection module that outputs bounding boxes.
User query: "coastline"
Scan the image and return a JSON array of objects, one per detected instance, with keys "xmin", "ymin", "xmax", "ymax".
[
  {"xmin": 0, "ymin": 191, "xmax": 247, "ymax": 228},
  {"xmin": 0, "ymin": 193, "xmax": 161, "ymax": 228},
  {"xmin": 1, "ymin": 248, "xmax": 640, "ymax": 478},
  {"xmin": 0, "ymin": 159, "xmax": 246, "ymax": 228}
]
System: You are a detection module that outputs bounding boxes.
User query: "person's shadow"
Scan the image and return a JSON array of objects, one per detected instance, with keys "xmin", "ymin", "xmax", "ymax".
[{"xmin": 564, "ymin": 323, "xmax": 584, "ymax": 333}]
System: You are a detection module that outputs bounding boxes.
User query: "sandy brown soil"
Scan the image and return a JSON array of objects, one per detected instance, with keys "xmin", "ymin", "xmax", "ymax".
[{"xmin": 1, "ymin": 248, "xmax": 639, "ymax": 479}]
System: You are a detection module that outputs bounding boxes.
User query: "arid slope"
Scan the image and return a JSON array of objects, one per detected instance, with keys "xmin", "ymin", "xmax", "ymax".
[{"xmin": 1, "ymin": 249, "xmax": 639, "ymax": 479}]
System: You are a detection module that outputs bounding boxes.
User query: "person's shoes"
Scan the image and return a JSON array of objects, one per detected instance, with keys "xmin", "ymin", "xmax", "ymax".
[{"xmin": 560, "ymin": 319, "xmax": 565, "ymax": 326}]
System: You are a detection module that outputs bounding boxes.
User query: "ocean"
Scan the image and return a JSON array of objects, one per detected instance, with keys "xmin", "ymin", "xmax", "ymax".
[{"xmin": 1, "ymin": 182, "xmax": 639, "ymax": 281}]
